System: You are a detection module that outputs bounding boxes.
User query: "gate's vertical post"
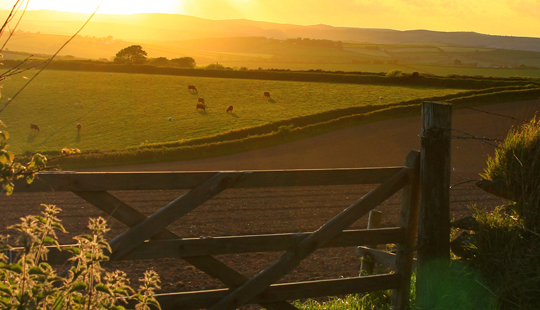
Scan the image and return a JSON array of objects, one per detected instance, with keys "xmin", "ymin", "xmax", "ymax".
[
  {"xmin": 416, "ymin": 101, "xmax": 452, "ymax": 308},
  {"xmin": 392, "ymin": 150, "xmax": 420, "ymax": 310}
]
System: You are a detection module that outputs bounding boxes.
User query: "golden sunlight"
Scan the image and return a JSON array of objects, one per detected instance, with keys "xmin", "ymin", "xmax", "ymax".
[{"xmin": 22, "ymin": 0, "xmax": 184, "ymax": 15}]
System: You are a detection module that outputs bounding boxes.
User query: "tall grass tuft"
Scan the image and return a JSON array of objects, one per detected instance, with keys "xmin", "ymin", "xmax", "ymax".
[
  {"xmin": 468, "ymin": 206, "xmax": 540, "ymax": 309},
  {"xmin": 293, "ymin": 291, "xmax": 392, "ymax": 310},
  {"xmin": 471, "ymin": 116, "xmax": 540, "ymax": 309},
  {"xmin": 482, "ymin": 116, "xmax": 540, "ymax": 230}
]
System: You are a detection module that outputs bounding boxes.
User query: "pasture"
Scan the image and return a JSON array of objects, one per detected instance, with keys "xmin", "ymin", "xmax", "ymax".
[{"xmin": 0, "ymin": 70, "xmax": 469, "ymax": 155}]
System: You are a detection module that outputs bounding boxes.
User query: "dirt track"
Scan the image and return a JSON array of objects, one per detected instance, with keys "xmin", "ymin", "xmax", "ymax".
[{"xmin": 2, "ymin": 99, "xmax": 539, "ymax": 306}]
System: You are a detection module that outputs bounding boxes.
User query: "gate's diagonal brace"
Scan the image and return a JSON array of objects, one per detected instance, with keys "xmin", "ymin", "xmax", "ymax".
[
  {"xmin": 208, "ymin": 167, "xmax": 412, "ymax": 310},
  {"xmin": 108, "ymin": 172, "xmax": 248, "ymax": 261},
  {"xmin": 74, "ymin": 177, "xmax": 298, "ymax": 310},
  {"xmin": 73, "ymin": 190, "xmax": 179, "ymax": 240}
]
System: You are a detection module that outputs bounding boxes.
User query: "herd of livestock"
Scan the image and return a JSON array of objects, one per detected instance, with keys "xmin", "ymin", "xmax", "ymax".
[
  {"xmin": 189, "ymin": 84, "xmax": 271, "ymax": 114},
  {"xmin": 30, "ymin": 85, "xmax": 272, "ymax": 133}
]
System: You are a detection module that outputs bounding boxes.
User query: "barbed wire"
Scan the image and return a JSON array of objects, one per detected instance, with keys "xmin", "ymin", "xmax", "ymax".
[
  {"xmin": 450, "ymin": 101, "xmax": 534, "ymax": 125},
  {"xmin": 422, "ymin": 126, "xmax": 502, "ymax": 147}
]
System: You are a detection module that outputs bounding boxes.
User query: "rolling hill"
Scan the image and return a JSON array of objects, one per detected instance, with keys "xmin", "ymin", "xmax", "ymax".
[{"xmin": 3, "ymin": 9, "xmax": 540, "ymax": 52}]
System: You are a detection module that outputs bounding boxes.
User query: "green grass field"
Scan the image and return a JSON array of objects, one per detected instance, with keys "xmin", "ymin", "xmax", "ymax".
[{"xmin": 0, "ymin": 70, "xmax": 469, "ymax": 155}]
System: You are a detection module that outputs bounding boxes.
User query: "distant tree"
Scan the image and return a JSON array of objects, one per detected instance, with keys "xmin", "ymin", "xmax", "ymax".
[
  {"xmin": 453, "ymin": 59, "xmax": 462, "ymax": 66},
  {"xmin": 204, "ymin": 62, "xmax": 225, "ymax": 70},
  {"xmin": 114, "ymin": 45, "xmax": 147, "ymax": 64},
  {"xmin": 169, "ymin": 57, "xmax": 196, "ymax": 68},
  {"xmin": 149, "ymin": 57, "xmax": 169, "ymax": 67}
]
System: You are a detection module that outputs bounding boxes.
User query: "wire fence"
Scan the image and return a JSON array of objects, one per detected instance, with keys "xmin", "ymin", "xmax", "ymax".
[{"xmin": 443, "ymin": 100, "xmax": 540, "ymax": 188}]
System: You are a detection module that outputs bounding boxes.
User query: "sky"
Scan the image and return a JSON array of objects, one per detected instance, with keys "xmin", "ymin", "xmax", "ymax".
[{"xmin": 2, "ymin": 0, "xmax": 540, "ymax": 38}]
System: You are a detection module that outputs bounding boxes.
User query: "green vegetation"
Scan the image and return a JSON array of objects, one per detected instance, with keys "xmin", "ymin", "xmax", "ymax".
[
  {"xmin": 1, "ymin": 70, "xmax": 475, "ymax": 156},
  {"xmin": 49, "ymin": 85, "xmax": 540, "ymax": 169},
  {"xmin": 294, "ymin": 291, "xmax": 393, "ymax": 310},
  {"xmin": 461, "ymin": 119, "xmax": 540, "ymax": 309},
  {"xmin": 482, "ymin": 117, "xmax": 540, "ymax": 229},
  {"xmin": 0, "ymin": 204, "xmax": 161, "ymax": 309}
]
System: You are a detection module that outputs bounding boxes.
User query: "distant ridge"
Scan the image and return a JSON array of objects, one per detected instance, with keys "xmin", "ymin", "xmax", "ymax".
[{"xmin": 4, "ymin": 9, "xmax": 540, "ymax": 52}]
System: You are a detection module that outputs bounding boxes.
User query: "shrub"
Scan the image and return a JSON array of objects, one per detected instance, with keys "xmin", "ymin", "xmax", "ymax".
[
  {"xmin": 386, "ymin": 69, "xmax": 403, "ymax": 77},
  {"xmin": 482, "ymin": 116, "xmax": 540, "ymax": 230},
  {"xmin": 467, "ymin": 206, "xmax": 540, "ymax": 310},
  {"xmin": 469, "ymin": 117, "xmax": 540, "ymax": 309}
]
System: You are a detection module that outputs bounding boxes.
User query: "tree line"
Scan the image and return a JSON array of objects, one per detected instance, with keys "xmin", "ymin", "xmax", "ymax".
[{"xmin": 113, "ymin": 45, "xmax": 196, "ymax": 68}]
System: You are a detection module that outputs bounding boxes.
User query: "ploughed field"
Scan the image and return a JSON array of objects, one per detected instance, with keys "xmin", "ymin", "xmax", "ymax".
[
  {"xmin": 1, "ymin": 70, "xmax": 467, "ymax": 154},
  {"xmin": 3, "ymin": 99, "xmax": 539, "ymax": 307}
]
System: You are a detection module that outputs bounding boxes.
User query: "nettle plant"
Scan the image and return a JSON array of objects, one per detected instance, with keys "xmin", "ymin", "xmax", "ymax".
[{"xmin": 0, "ymin": 204, "xmax": 161, "ymax": 310}]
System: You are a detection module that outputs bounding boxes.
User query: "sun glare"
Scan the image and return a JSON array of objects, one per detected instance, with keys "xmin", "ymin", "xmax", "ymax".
[{"xmin": 20, "ymin": 0, "xmax": 184, "ymax": 15}]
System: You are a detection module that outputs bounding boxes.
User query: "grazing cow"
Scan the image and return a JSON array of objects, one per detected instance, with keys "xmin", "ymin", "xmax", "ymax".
[
  {"xmin": 188, "ymin": 84, "xmax": 197, "ymax": 92},
  {"xmin": 226, "ymin": 105, "xmax": 233, "ymax": 113},
  {"xmin": 264, "ymin": 91, "xmax": 271, "ymax": 98},
  {"xmin": 30, "ymin": 124, "xmax": 40, "ymax": 132},
  {"xmin": 196, "ymin": 103, "xmax": 206, "ymax": 111},
  {"xmin": 198, "ymin": 97, "xmax": 205, "ymax": 105},
  {"xmin": 76, "ymin": 123, "xmax": 82, "ymax": 132}
]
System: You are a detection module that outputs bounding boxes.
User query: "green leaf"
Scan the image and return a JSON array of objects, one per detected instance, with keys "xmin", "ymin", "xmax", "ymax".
[
  {"xmin": 9, "ymin": 264, "xmax": 22, "ymax": 274},
  {"xmin": 28, "ymin": 266, "xmax": 45, "ymax": 275},
  {"xmin": 0, "ymin": 131, "xmax": 9, "ymax": 140},
  {"xmin": 0, "ymin": 151, "xmax": 9, "ymax": 164},
  {"xmin": 51, "ymin": 222, "xmax": 66, "ymax": 232},
  {"xmin": 3, "ymin": 182, "xmax": 14, "ymax": 196},
  {"xmin": 50, "ymin": 296, "xmax": 65, "ymax": 310},
  {"xmin": 39, "ymin": 262, "xmax": 52, "ymax": 270},
  {"xmin": 78, "ymin": 234, "xmax": 94, "ymax": 241},
  {"xmin": 0, "ymin": 284, "xmax": 12, "ymax": 295},
  {"xmin": 109, "ymin": 306, "xmax": 126, "ymax": 310},
  {"xmin": 42, "ymin": 236, "xmax": 59, "ymax": 246},
  {"xmin": 63, "ymin": 246, "xmax": 81, "ymax": 255},
  {"xmin": 95, "ymin": 283, "xmax": 112, "ymax": 295},
  {"xmin": 68, "ymin": 281, "xmax": 88, "ymax": 293},
  {"xmin": 132, "ymin": 293, "xmax": 144, "ymax": 302},
  {"xmin": 5, "ymin": 151, "xmax": 13, "ymax": 162}
]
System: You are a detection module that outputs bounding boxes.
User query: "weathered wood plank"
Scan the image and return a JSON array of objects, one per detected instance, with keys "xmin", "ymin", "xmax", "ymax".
[
  {"xmin": 74, "ymin": 189, "xmax": 295, "ymax": 310},
  {"xmin": 356, "ymin": 247, "xmax": 417, "ymax": 270},
  {"xmin": 417, "ymin": 102, "xmax": 452, "ymax": 309},
  {"xmin": 392, "ymin": 150, "xmax": 421, "ymax": 309},
  {"xmin": 359, "ymin": 210, "xmax": 383, "ymax": 276},
  {"xmin": 73, "ymin": 191, "xmax": 178, "ymax": 240},
  {"xmin": 208, "ymin": 167, "xmax": 411, "ymax": 310},
  {"xmin": 154, "ymin": 274, "xmax": 401, "ymax": 310},
  {"xmin": 108, "ymin": 172, "xmax": 247, "ymax": 261},
  {"xmin": 133, "ymin": 227, "xmax": 403, "ymax": 260},
  {"xmin": 14, "ymin": 167, "xmax": 405, "ymax": 192},
  {"xmin": 39, "ymin": 228, "xmax": 404, "ymax": 263}
]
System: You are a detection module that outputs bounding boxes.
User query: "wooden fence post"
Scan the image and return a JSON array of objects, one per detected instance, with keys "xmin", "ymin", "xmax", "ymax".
[
  {"xmin": 416, "ymin": 101, "xmax": 452, "ymax": 308},
  {"xmin": 392, "ymin": 150, "xmax": 420, "ymax": 310},
  {"xmin": 359, "ymin": 210, "xmax": 383, "ymax": 276}
]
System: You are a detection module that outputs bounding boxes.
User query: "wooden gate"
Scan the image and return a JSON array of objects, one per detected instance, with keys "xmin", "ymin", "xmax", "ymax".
[{"xmin": 15, "ymin": 150, "xmax": 420, "ymax": 310}]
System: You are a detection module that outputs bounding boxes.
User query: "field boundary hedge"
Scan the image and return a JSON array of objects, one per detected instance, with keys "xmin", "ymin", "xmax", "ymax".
[
  {"xmin": 6, "ymin": 59, "xmax": 537, "ymax": 89},
  {"xmin": 52, "ymin": 87, "xmax": 540, "ymax": 169}
]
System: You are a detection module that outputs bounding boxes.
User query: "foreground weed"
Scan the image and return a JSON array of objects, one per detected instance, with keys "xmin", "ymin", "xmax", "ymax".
[{"xmin": 0, "ymin": 204, "xmax": 161, "ymax": 310}]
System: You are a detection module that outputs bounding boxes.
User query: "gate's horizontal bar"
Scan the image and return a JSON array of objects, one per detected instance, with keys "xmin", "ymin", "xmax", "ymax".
[
  {"xmin": 30, "ymin": 228, "xmax": 404, "ymax": 264},
  {"xmin": 153, "ymin": 273, "xmax": 401, "ymax": 309},
  {"xmin": 14, "ymin": 167, "xmax": 406, "ymax": 192},
  {"xmin": 356, "ymin": 246, "xmax": 418, "ymax": 270}
]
